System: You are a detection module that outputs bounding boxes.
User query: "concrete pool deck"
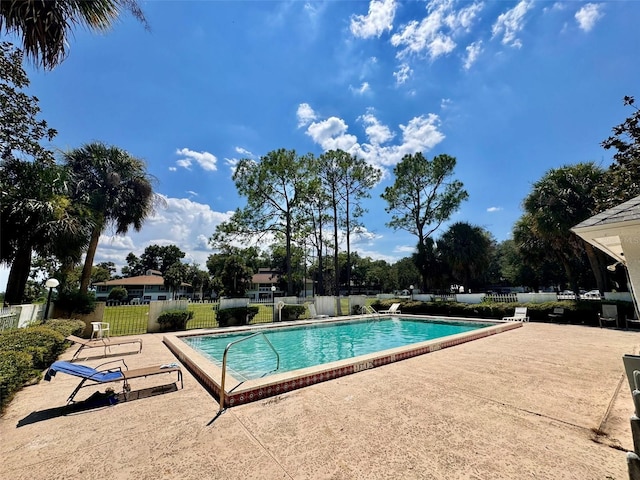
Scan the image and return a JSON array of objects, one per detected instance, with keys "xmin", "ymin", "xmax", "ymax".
[{"xmin": 1, "ymin": 322, "xmax": 638, "ymax": 479}]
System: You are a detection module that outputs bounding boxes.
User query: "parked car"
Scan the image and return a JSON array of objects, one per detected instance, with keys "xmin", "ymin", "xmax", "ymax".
[{"xmin": 581, "ymin": 290, "xmax": 602, "ymax": 300}]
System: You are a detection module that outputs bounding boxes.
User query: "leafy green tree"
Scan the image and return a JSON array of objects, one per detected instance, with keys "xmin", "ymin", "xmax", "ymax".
[
  {"xmin": 63, "ymin": 142, "xmax": 156, "ymax": 294},
  {"xmin": 598, "ymin": 95, "xmax": 640, "ymax": 209},
  {"xmin": 108, "ymin": 286, "xmax": 128, "ymax": 302},
  {"xmin": 164, "ymin": 262, "xmax": 188, "ymax": 299},
  {"xmin": 302, "ymin": 156, "xmax": 331, "ymax": 295},
  {"xmin": 218, "ymin": 255, "xmax": 253, "ymax": 298},
  {"xmin": 1, "ymin": 43, "xmax": 90, "ymax": 303},
  {"xmin": 211, "ymin": 149, "xmax": 311, "ymax": 295},
  {"xmin": 186, "ymin": 264, "xmax": 212, "ymax": 301},
  {"xmin": 381, "ymin": 153, "xmax": 468, "ymax": 292},
  {"xmin": 520, "ymin": 163, "xmax": 606, "ymax": 293},
  {"xmin": 93, "ymin": 262, "xmax": 116, "ymax": 283},
  {"xmin": 336, "ymin": 154, "xmax": 381, "ymax": 295},
  {"xmin": 437, "ymin": 222, "xmax": 495, "ymax": 293},
  {"xmin": 123, "ymin": 244, "xmax": 187, "ymax": 277},
  {"xmin": 390, "ymin": 257, "xmax": 421, "ymax": 293},
  {"xmin": 0, "ymin": 0, "xmax": 147, "ymax": 70}
]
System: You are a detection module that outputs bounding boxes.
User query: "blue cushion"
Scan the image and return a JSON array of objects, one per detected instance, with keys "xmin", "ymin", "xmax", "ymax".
[{"xmin": 45, "ymin": 361, "xmax": 123, "ymax": 382}]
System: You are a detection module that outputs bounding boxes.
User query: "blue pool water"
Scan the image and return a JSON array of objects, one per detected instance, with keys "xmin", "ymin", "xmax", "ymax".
[{"xmin": 184, "ymin": 318, "xmax": 491, "ymax": 380}]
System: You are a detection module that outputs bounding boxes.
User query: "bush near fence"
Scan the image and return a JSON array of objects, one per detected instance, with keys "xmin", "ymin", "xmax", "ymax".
[
  {"xmin": 371, "ymin": 299, "xmax": 628, "ymax": 326},
  {"xmin": 0, "ymin": 319, "xmax": 85, "ymax": 414}
]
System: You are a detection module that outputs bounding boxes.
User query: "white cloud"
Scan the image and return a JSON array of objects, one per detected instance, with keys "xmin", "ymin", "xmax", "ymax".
[
  {"xmin": 491, "ymin": 0, "xmax": 533, "ymax": 48},
  {"xmin": 168, "ymin": 166, "xmax": 177, "ymax": 172},
  {"xmin": 300, "ymin": 104, "xmax": 444, "ymax": 171},
  {"xmin": 95, "ymin": 196, "xmax": 234, "ymax": 272},
  {"xmin": 175, "ymin": 148, "xmax": 217, "ymax": 172},
  {"xmin": 394, "ymin": 244, "xmax": 417, "ymax": 254},
  {"xmin": 440, "ymin": 98, "xmax": 452, "ymax": 109},
  {"xmin": 350, "ymin": 82, "xmax": 371, "ymax": 95},
  {"xmin": 393, "ymin": 63, "xmax": 413, "ymax": 85},
  {"xmin": 297, "ymin": 102, "xmax": 318, "ymax": 128},
  {"xmin": 306, "ymin": 116, "xmax": 360, "ymax": 152},
  {"xmin": 350, "ymin": 0, "xmax": 397, "ymax": 39},
  {"xmin": 235, "ymin": 146, "xmax": 255, "ymax": 157},
  {"xmin": 176, "ymin": 159, "xmax": 192, "ymax": 169},
  {"xmin": 463, "ymin": 40, "xmax": 483, "ymax": 70},
  {"xmin": 487, "ymin": 206, "xmax": 503, "ymax": 213},
  {"xmin": 360, "ymin": 112, "xmax": 395, "ymax": 145},
  {"xmin": 186, "ymin": 190, "xmax": 198, "ymax": 197},
  {"xmin": 575, "ymin": 3, "xmax": 604, "ymax": 32},
  {"xmin": 391, "ymin": 0, "xmax": 484, "ymax": 60}
]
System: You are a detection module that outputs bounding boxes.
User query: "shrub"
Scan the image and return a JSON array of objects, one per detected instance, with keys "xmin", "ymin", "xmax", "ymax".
[
  {"xmin": 42, "ymin": 319, "xmax": 86, "ymax": 338},
  {"xmin": 0, "ymin": 350, "xmax": 33, "ymax": 414},
  {"xmin": 55, "ymin": 289, "xmax": 97, "ymax": 316},
  {"xmin": 217, "ymin": 306, "xmax": 259, "ymax": 327},
  {"xmin": 108, "ymin": 286, "xmax": 128, "ymax": 302},
  {"xmin": 281, "ymin": 305, "xmax": 306, "ymax": 321},
  {"xmin": 157, "ymin": 309, "xmax": 194, "ymax": 331},
  {"xmin": 0, "ymin": 326, "xmax": 66, "ymax": 370}
]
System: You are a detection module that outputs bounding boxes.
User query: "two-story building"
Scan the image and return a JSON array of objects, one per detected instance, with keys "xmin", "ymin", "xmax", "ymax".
[{"xmin": 93, "ymin": 270, "xmax": 192, "ymax": 303}]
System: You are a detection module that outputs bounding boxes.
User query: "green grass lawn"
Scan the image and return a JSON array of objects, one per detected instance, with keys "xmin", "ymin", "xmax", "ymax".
[{"xmin": 103, "ymin": 298, "xmax": 370, "ymax": 335}]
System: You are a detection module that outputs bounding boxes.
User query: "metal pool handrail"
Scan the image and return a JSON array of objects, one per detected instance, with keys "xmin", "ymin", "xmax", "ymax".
[{"xmin": 219, "ymin": 332, "xmax": 280, "ymax": 412}]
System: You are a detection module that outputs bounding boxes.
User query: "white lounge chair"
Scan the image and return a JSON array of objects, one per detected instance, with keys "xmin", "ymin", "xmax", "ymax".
[
  {"xmin": 308, "ymin": 304, "xmax": 329, "ymax": 319},
  {"xmin": 379, "ymin": 303, "xmax": 401, "ymax": 315},
  {"xmin": 598, "ymin": 304, "xmax": 618, "ymax": 328},
  {"xmin": 502, "ymin": 307, "xmax": 529, "ymax": 322}
]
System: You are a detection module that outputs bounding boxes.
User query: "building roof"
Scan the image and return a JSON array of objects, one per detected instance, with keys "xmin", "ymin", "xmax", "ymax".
[
  {"xmin": 571, "ymin": 195, "xmax": 640, "ymax": 264},
  {"xmin": 252, "ymin": 271, "xmax": 279, "ymax": 284},
  {"xmin": 573, "ymin": 195, "xmax": 640, "ymax": 229},
  {"xmin": 93, "ymin": 275, "xmax": 191, "ymax": 287}
]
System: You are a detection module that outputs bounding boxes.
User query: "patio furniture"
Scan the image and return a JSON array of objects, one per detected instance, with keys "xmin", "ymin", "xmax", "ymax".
[
  {"xmin": 308, "ymin": 304, "xmax": 329, "ymax": 319},
  {"xmin": 548, "ymin": 307, "xmax": 565, "ymax": 322},
  {"xmin": 44, "ymin": 359, "xmax": 183, "ymax": 404},
  {"xmin": 90, "ymin": 322, "xmax": 110, "ymax": 340},
  {"xmin": 66, "ymin": 335, "xmax": 143, "ymax": 361},
  {"xmin": 598, "ymin": 304, "xmax": 618, "ymax": 328},
  {"xmin": 502, "ymin": 307, "xmax": 529, "ymax": 322},
  {"xmin": 379, "ymin": 303, "xmax": 401, "ymax": 315}
]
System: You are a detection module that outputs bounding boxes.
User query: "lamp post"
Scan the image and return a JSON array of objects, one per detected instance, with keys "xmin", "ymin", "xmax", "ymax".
[
  {"xmin": 409, "ymin": 284, "xmax": 414, "ymax": 301},
  {"xmin": 44, "ymin": 278, "xmax": 60, "ymax": 321}
]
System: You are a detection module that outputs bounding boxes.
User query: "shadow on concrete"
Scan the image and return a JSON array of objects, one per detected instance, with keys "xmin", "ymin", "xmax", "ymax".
[{"xmin": 16, "ymin": 383, "xmax": 179, "ymax": 427}]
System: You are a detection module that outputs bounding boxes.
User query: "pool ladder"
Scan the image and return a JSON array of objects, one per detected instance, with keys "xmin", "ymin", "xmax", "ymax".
[
  {"xmin": 219, "ymin": 332, "xmax": 279, "ymax": 413},
  {"xmin": 360, "ymin": 305, "xmax": 379, "ymax": 315}
]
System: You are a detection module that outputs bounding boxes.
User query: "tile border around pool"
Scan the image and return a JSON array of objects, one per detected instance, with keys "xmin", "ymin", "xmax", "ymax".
[{"xmin": 163, "ymin": 315, "xmax": 522, "ymax": 408}]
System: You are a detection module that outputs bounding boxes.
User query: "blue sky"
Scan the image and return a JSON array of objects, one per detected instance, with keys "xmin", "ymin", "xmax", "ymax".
[{"xmin": 3, "ymin": 0, "xmax": 639, "ymax": 289}]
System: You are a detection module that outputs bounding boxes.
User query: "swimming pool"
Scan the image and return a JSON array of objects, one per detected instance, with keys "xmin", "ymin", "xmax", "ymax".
[
  {"xmin": 182, "ymin": 318, "xmax": 493, "ymax": 381},
  {"xmin": 163, "ymin": 314, "xmax": 522, "ymax": 409}
]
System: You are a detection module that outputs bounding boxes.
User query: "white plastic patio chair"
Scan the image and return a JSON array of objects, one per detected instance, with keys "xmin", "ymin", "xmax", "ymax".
[
  {"xmin": 502, "ymin": 307, "xmax": 529, "ymax": 322},
  {"xmin": 90, "ymin": 322, "xmax": 110, "ymax": 340}
]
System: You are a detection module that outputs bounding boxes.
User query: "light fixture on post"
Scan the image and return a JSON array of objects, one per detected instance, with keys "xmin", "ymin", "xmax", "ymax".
[
  {"xmin": 607, "ymin": 262, "xmax": 622, "ymax": 272},
  {"xmin": 409, "ymin": 284, "xmax": 414, "ymax": 301},
  {"xmin": 44, "ymin": 278, "xmax": 60, "ymax": 321}
]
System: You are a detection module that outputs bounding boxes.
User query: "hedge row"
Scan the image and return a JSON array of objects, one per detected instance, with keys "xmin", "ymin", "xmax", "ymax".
[
  {"xmin": 0, "ymin": 319, "xmax": 85, "ymax": 414},
  {"xmin": 371, "ymin": 299, "xmax": 635, "ymax": 326}
]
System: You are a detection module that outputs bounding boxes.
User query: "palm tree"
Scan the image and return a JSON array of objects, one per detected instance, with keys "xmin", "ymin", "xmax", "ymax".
[
  {"xmin": 1, "ymin": 157, "xmax": 92, "ymax": 303},
  {"xmin": 0, "ymin": 0, "xmax": 147, "ymax": 70},
  {"xmin": 63, "ymin": 142, "xmax": 156, "ymax": 294}
]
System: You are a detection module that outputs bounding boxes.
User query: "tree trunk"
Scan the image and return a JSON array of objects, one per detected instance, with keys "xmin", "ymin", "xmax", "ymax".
[
  {"xmin": 80, "ymin": 226, "xmax": 101, "ymax": 294},
  {"xmin": 5, "ymin": 245, "xmax": 32, "ymax": 305},
  {"xmin": 583, "ymin": 242, "xmax": 609, "ymax": 293},
  {"xmin": 285, "ymin": 214, "xmax": 293, "ymax": 295},
  {"xmin": 332, "ymin": 196, "xmax": 342, "ymax": 315}
]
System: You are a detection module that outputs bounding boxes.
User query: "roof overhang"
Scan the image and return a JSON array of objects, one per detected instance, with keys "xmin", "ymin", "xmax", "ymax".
[{"xmin": 572, "ymin": 219, "xmax": 640, "ymax": 264}]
